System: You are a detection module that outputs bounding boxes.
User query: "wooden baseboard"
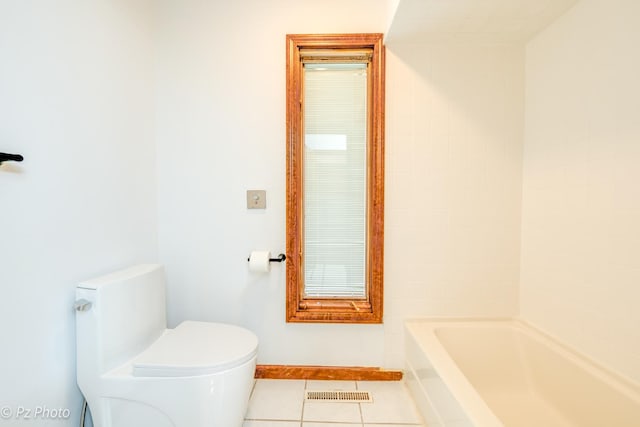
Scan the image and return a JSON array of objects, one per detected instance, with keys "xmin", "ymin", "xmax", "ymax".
[{"xmin": 254, "ymin": 365, "xmax": 403, "ymax": 381}]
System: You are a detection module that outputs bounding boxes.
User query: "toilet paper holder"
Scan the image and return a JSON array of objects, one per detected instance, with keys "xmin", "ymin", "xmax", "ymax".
[{"xmin": 246, "ymin": 253, "xmax": 286, "ymax": 263}]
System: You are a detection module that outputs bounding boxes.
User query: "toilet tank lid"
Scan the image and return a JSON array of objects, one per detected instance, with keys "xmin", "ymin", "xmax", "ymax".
[
  {"xmin": 131, "ymin": 321, "xmax": 258, "ymax": 377},
  {"xmin": 78, "ymin": 264, "xmax": 162, "ymax": 290}
]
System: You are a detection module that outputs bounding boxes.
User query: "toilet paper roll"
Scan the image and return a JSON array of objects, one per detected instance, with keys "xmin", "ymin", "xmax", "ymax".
[{"xmin": 248, "ymin": 251, "xmax": 271, "ymax": 273}]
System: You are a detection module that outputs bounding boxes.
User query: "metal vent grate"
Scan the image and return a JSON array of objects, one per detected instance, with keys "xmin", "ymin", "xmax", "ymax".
[{"xmin": 305, "ymin": 390, "xmax": 373, "ymax": 403}]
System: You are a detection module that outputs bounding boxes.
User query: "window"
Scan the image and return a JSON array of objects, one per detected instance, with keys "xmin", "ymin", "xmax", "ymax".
[{"xmin": 286, "ymin": 34, "xmax": 385, "ymax": 323}]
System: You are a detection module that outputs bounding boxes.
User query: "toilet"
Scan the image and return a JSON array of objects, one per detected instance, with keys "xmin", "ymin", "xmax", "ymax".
[{"xmin": 75, "ymin": 264, "xmax": 258, "ymax": 427}]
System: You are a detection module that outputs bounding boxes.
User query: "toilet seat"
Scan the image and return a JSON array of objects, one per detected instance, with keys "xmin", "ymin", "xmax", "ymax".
[{"xmin": 132, "ymin": 321, "xmax": 258, "ymax": 377}]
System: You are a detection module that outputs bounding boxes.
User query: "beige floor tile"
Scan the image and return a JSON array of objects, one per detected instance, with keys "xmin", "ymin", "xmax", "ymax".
[{"xmin": 245, "ymin": 379, "xmax": 305, "ymax": 421}]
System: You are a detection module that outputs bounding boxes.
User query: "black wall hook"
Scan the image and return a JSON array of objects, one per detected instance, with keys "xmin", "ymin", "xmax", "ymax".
[{"xmin": 0, "ymin": 153, "xmax": 24, "ymax": 165}]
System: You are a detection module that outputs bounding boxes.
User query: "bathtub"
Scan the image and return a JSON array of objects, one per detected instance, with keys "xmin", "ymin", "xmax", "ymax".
[{"xmin": 404, "ymin": 318, "xmax": 640, "ymax": 427}]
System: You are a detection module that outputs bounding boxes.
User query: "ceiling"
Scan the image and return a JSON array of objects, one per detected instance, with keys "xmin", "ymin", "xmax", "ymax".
[{"xmin": 386, "ymin": 0, "xmax": 579, "ymax": 44}]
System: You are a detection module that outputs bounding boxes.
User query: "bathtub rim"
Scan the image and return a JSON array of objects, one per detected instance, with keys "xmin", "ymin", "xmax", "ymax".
[
  {"xmin": 405, "ymin": 317, "xmax": 506, "ymax": 427},
  {"xmin": 404, "ymin": 316, "xmax": 640, "ymax": 427}
]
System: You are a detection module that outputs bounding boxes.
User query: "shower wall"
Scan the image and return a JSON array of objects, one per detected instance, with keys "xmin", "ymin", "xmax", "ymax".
[{"xmin": 521, "ymin": 0, "xmax": 640, "ymax": 383}]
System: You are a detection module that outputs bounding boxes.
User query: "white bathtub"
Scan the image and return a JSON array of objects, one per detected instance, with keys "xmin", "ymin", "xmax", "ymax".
[{"xmin": 404, "ymin": 318, "xmax": 640, "ymax": 427}]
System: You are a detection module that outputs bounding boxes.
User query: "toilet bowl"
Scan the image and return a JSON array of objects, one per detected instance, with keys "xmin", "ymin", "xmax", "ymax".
[{"xmin": 75, "ymin": 264, "xmax": 258, "ymax": 427}]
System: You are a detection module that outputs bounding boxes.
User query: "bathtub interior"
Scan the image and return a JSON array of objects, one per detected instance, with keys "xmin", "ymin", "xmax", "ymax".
[{"xmin": 405, "ymin": 319, "xmax": 640, "ymax": 427}]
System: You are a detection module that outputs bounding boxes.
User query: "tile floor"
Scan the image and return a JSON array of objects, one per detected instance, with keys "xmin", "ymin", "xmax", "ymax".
[{"xmin": 244, "ymin": 379, "xmax": 426, "ymax": 427}]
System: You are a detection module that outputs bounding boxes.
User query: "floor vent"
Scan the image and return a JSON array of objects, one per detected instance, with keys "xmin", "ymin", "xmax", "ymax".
[{"xmin": 305, "ymin": 390, "xmax": 373, "ymax": 403}]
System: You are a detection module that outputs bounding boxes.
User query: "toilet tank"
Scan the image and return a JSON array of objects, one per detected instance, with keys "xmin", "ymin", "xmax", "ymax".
[{"xmin": 76, "ymin": 264, "xmax": 167, "ymax": 374}]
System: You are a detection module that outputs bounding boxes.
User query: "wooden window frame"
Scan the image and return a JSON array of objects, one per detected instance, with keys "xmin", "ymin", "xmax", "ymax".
[{"xmin": 286, "ymin": 33, "xmax": 385, "ymax": 323}]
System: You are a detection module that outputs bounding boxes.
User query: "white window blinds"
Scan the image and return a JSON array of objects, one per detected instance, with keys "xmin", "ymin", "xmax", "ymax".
[{"xmin": 303, "ymin": 62, "xmax": 368, "ymax": 299}]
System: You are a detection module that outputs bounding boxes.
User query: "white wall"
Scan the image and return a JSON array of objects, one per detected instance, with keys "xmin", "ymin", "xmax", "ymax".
[
  {"xmin": 155, "ymin": 0, "xmax": 525, "ymax": 370},
  {"xmin": 154, "ymin": 0, "xmax": 390, "ymax": 367},
  {"xmin": 0, "ymin": 0, "xmax": 157, "ymax": 424},
  {"xmin": 383, "ymin": 42, "xmax": 524, "ymax": 366},
  {"xmin": 521, "ymin": 0, "xmax": 640, "ymax": 383}
]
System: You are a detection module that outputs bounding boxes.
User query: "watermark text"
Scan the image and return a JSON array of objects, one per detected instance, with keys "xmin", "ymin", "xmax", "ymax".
[{"xmin": 1, "ymin": 405, "xmax": 70, "ymax": 421}]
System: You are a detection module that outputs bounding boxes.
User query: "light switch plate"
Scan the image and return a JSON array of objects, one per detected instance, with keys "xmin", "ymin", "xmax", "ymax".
[{"xmin": 247, "ymin": 190, "xmax": 266, "ymax": 209}]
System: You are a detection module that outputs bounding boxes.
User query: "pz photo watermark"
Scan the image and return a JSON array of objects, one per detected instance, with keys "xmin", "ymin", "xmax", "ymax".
[{"xmin": 1, "ymin": 405, "xmax": 71, "ymax": 421}]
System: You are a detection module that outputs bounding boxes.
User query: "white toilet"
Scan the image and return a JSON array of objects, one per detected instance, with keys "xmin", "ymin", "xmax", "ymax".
[{"xmin": 75, "ymin": 264, "xmax": 258, "ymax": 427}]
